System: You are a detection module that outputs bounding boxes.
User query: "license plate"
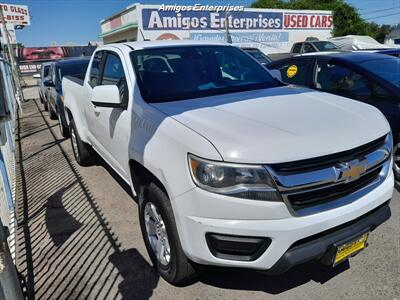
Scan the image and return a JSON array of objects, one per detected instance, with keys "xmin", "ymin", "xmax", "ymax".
[{"xmin": 333, "ymin": 233, "xmax": 369, "ymax": 266}]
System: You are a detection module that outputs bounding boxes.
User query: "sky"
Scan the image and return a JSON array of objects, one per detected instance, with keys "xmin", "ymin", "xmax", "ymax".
[{"xmin": 4, "ymin": 0, "xmax": 400, "ymax": 47}]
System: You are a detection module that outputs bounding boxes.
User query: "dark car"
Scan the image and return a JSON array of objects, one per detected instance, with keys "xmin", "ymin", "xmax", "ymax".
[
  {"xmin": 268, "ymin": 52, "xmax": 400, "ymax": 178},
  {"xmin": 291, "ymin": 41, "xmax": 339, "ymax": 54},
  {"xmin": 374, "ymin": 48, "xmax": 400, "ymax": 58},
  {"xmin": 241, "ymin": 47, "xmax": 272, "ymax": 65},
  {"xmin": 44, "ymin": 58, "xmax": 90, "ymax": 137}
]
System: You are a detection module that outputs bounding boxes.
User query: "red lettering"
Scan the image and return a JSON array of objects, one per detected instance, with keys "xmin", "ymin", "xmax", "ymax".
[
  {"xmin": 321, "ymin": 15, "xmax": 327, "ymax": 27},
  {"xmin": 284, "ymin": 15, "xmax": 290, "ymax": 27},
  {"xmin": 327, "ymin": 16, "xmax": 333, "ymax": 27}
]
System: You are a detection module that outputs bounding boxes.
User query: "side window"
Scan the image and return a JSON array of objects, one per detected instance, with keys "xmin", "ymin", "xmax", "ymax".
[
  {"xmin": 315, "ymin": 61, "xmax": 372, "ymax": 101},
  {"xmin": 100, "ymin": 52, "xmax": 127, "ymax": 103},
  {"xmin": 43, "ymin": 66, "xmax": 49, "ymax": 78},
  {"xmin": 276, "ymin": 60, "xmax": 312, "ymax": 86},
  {"xmin": 303, "ymin": 43, "xmax": 316, "ymax": 53},
  {"xmin": 292, "ymin": 43, "xmax": 302, "ymax": 53},
  {"xmin": 89, "ymin": 51, "xmax": 103, "ymax": 88}
]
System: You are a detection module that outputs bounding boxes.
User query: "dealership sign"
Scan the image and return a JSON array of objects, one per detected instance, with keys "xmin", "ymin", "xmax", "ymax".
[
  {"xmin": 141, "ymin": 9, "xmax": 332, "ymax": 31},
  {"xmin": 0, "ymin": 3, "xmax": 30, "ymax": 26}
]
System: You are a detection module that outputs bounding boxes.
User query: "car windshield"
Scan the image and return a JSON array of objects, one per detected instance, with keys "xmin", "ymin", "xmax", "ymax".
[
  {"xmin": 361, "ymin": 57, "xmax": 400, "ymax": 87},
  {"xmin": 243, "ymin": 49, "xmax": 272, "ymax": 64},
  {"xmin": 131, "ymin": 45, "xmax": 279, "ymax": 102},
  {"xmin": 59, "ymin": 62, "xmax": 88, "ymax": 78},
  {"xmin": 313, "ymin": 41, "xmax": 338, "ymax": 51}
]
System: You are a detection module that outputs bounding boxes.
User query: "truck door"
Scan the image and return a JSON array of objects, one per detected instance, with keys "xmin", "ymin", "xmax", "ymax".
[{"xmin": 87, "ymin": 50, "xmax": 130, "ymax": 181}]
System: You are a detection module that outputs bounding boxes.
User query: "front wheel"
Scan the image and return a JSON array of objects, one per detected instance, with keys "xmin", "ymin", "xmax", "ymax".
[
  {"xmin": 48, "ymin": 104, "xmax": 57, "ymax": 120},
  {"xmin": 138, "ymin": 183, "xmax": 201, "ymax": 286},
  {"xmin": 58, "ymin": 110, "xmax": 70, "ymax": 138},
  {"xmin": 393, "ymin": 143, "xmax": 400, "ymax": 181}
]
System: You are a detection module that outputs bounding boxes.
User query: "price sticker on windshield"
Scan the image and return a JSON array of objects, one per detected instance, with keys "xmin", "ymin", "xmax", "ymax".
[{"xmin": 287, "ymin": 65, "xmax": 298, "ymax": 78}]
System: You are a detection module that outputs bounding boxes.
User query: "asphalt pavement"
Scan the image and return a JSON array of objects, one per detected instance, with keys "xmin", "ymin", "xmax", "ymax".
[{"xmin": 15, "ymin": 85, "xmax": 399, "ymax": 300}]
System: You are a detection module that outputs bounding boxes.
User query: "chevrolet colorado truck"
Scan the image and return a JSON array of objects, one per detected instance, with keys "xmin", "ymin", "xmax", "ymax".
[{"xmin": 62, "ymin": 41, "xmax": 393, "ymax": 285}]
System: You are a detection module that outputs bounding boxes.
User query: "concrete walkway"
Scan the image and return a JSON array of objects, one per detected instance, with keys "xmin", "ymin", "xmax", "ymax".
[{"xmin": 14, "ymin": 94, "xmax": 400, "ymax": 300}]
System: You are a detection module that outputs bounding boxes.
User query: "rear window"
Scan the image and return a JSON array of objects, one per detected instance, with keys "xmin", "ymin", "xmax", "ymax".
[
  {"xmin": 131, "ymin": 45, "xmax": 278, "ymax": 103},
  {"xmin": 292, "ymin": 43, "xmax": 302, "ymax": 53},
  {"xmin": 360, "ymin": 57, "xmax": 400, "ymax": 88},
  {"xmin": 59, "ymin": 62, "xmax": 88, "ymax": 79}
]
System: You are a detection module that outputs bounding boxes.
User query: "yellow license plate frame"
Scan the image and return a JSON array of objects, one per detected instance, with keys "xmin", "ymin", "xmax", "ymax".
[{"xmin": 333, "ymin": 233, "xmax": 369, "ymax": 266}]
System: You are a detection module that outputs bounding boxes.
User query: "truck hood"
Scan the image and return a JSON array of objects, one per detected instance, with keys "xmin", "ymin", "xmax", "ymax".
[{"xmin": 152, "ymin": 86, "xmax": 389, "ymax": 164}]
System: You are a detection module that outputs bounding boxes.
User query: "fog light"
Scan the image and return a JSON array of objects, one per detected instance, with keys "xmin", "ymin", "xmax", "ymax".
[{"xmin": 206, "ymin": 233, "xmax": 271, "ymax": 261}]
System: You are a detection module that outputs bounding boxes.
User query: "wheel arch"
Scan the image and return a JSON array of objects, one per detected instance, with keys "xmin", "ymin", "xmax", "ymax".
[{"xmin": 129, "ymin": 159, "xmax": 169, "ymax": 199}]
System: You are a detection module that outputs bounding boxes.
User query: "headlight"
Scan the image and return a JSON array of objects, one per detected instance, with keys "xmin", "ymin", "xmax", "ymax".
[{"xmin": 188, "ymin": 154, "xmax": 282, "ymax": 201}]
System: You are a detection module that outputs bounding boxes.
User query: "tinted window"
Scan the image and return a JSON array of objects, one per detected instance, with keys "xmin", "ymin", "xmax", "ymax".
[
  {"xmin": 276, "ymin": 60, "xmax": 312, "ymax": 85},
  {"xmin": 131, "ymin": 46, "xmax": 278, "ymax": 103},
  {"xmin": 315, "ymin": 61, "xmax": 372, "ymax": 100},
  {"xmin": 360, "ymin": 57, "xmax": 400, "ymax": 88},
  {"xmin": 244, "ymin": 49, "xmax": 272, "ymax": 64},
  {"xmin": 100, "ymin": 52, "xmax": 127, "ymax": 103},
  {"xmin": 303, "ymin": 43, "xmax": 316, "ymax": 53},
  {"xmin": 89, "ymin": 51, "xmax": 103, "ymax": 88},
  {"xmin": 292, "ymin": 43, "xmax": 302, "ymax": 53},
  {"xmin": 59, "ymin": 62, "xmax": 88, "ymax": 78},
  {"xmin": 43, "ymin": 66, "xmax": 50, "ymax": 78}
]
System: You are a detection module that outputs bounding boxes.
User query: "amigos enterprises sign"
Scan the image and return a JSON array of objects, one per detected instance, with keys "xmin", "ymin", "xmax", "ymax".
[
  {"xmin": 142, "ymin": 9, "xmax": 333, "ymax": 31},
  {"xmin": 100, "ymin": 4, "xmax": 333, "ymax": 53}
]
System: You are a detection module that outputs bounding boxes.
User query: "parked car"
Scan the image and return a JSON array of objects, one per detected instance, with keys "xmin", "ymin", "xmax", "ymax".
[
  {"xmin": 356, "ymin": 48, "xmax": 400, "ymax": 58},
  {"xmin": 291, "ymin": 40, "xmax": 339, "ymax": 54},
  {"xmin": 36, "ymin": 62, "xmax": 52, "ymax": 104},
  {"xmin": 44, "ymin": 58, "xmax": 90, "ymax": 137},
  {"xmin": 267, "ymin": 52, "xmax": 400, "ymax": 178},
  {"xmin": 63, "ymin": 41, "xmax": 393, "ymax": 285},
  {"xmin": 241, "ymin": 47, "xmax": 272, "ymax": 65}
]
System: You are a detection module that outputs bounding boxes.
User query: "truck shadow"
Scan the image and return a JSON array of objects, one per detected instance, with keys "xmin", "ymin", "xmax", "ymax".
[
  {"xmin": 201, "ymin": 260, "xmax": 349, "ymax": 294},
  {"xmin": 16, "ymin": 99, "xmax": 159, "ymax": 300}
]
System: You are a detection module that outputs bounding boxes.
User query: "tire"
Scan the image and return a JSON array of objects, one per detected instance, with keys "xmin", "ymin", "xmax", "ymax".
[
  {"xmin": 57, "ymin": 109, "xmax": 70, "ymax": 138},
  {"xmin": 393, "ymin": 143, "xmax": 400, "ymax": 181},
  {"xmin": 69, "ymin": 119, "xmax": 94, "ymax": 166},
  {"xmin": 139, "ymin": 183, "xmax": 201, "ymax": 286},
  {"xmin": 43, "ymin": 100, "xmax": 48, "ymax": 111},
  {"xmin": 48, "ymin": 104, "xmax": 57, "ymax": 120}
]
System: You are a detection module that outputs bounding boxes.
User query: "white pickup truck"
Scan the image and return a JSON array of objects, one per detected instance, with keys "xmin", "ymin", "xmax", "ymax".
[{"xmin": 62, "ymin": 41, "xmax": 393, "ymax": 285}]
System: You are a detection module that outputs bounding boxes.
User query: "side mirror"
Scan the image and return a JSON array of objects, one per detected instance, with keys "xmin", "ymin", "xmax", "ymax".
[
  {"xmin": 44, "ymin": 80, "xmax": 54, "ymax": 87},
  {"xmin": 269, "ymin": 69, "xmax": 282, "ymax": 81},
  {"xmin": 33, "ymin": 74, "xmax": 41, "ymax": 79},
  {"xmin": 91, "ymin": 85, "xmax": 123, "ymax": 108}
]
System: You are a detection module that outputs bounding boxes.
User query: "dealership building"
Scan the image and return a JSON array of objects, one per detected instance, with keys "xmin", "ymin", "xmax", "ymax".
[{"xmin": 99, "ymin": 3, "xmax": 333, "ymax": 53}]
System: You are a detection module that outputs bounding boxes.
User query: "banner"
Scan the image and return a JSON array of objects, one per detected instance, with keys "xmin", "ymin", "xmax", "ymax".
[
  {"xmin": 141, "ymin": 9, "xmax": 332, "ymax": 31},
  {"xmin": 0, "ymin": 3, "xmax": 30, "ymax": 26}
]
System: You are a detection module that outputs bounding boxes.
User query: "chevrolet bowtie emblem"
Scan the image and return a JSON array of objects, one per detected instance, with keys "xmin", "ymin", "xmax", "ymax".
[{"xmin": 337, "ymin": 160, "xmax": 367, "ymax": 183}]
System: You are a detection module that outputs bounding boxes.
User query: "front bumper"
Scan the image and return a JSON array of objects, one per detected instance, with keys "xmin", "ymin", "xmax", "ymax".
[{"xmin": 172, "ymin": 170, "xmax": 393, "ymax": 270}]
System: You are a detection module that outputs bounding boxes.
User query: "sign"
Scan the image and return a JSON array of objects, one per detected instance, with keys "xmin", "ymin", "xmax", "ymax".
[
  {"xmin": 0, "ymin": 3, "xmax": 30, "ymax": 26},
  {"xmin": 142, "ymin": 9, "xmax": 283, "ymax": 31},
  {"xmin": 141, "ymin": 9, "xmax": 332, "ymax": 31}
]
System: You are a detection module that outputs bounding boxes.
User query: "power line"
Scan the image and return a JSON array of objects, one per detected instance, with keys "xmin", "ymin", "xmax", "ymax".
[
  {"xmin": 365, "ymin": 12, "xmax": 400, "ymax": 20},
  {"xmin": 361, "ymin": 6, "xmax": 400, "ymax": 15}
]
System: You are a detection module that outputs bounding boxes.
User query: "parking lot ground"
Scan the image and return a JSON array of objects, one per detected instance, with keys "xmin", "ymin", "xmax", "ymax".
[{"xmin": 15, "ymin": 92, "xmax": 399, "ymax": 299}]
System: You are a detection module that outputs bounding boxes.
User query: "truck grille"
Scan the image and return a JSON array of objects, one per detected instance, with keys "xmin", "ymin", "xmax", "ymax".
[{"xmin": 267, "ymin": 134, "xmax": 392, "ymax": 216}]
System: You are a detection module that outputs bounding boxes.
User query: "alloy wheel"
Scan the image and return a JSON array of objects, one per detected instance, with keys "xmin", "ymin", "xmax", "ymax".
[{"xmin": 144, "ymin": 202, "xmax": 171, "ymax": 266}]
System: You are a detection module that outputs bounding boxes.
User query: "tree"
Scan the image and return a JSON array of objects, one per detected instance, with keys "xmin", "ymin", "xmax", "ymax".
[{"xmin": 251, "ymin": 0, "xmax": 392, "ymax": 42}]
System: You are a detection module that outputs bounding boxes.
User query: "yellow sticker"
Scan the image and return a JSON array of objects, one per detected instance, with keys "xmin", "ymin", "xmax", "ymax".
[{"xmin": 287, "ymin": 65, "xmax": 298, "ymax": 78}]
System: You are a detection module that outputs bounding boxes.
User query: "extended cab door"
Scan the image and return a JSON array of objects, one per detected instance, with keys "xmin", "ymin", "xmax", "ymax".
[{"xmin": 86, "ymin": 50, "xmax": 131, "ymax": 180}]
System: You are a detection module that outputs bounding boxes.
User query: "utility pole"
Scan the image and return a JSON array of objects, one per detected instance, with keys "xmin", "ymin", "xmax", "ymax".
[
  {"xmin": 0, "ymin": 5, "xmax": 24, "ymax": 108},
  {"xmin": 225, "ymin": 12, "xmax": 232, "ymax": 44}
]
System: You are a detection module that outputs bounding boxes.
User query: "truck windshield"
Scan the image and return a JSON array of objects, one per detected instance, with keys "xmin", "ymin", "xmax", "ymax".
[{"xmin": 131, "ymin": 45, "xmax": 279, "ymax": 102}]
